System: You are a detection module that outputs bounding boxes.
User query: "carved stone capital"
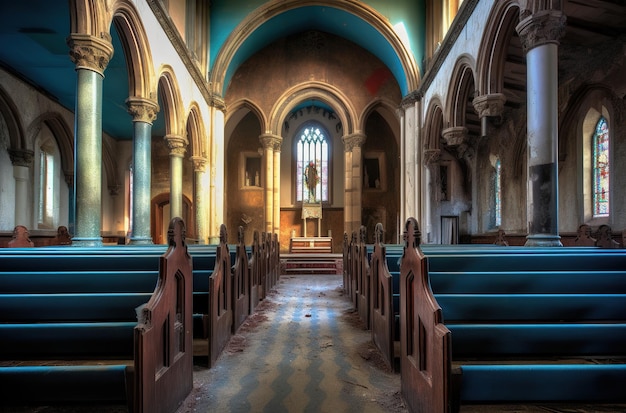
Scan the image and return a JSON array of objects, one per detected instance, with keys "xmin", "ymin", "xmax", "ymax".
[
  {"xmin": 516, "ymin": 9, "xmax": 566, "ymax": 53},
  {"xmin": 441, "ymin": 126, "xmax": 468, "ymax": 147},
  {"xmin": 8, "ymin": 149, "xmax": 34, "ymax": 167},
  {"xmin": 423, "ymin": 148, "xmax": 441, "ymax": 166},
  {"xmin": 67, "ymin": 33, "xmax": 114, "ymax": 75},
  {"xmin": 473, "ymin": 93, "xmax": 506, "ymax": 118},
  {"xmin": 342, "ymin": 133, "xmax": 366, "ymax": 152},
  {"xmin": 164, "ymin": 134, "xmax": 188, "ymax": 157},
  {"xmin": 191, "ymin": 156, "xmax": 208, "ymax": 172},
  {"xmin": 259, "ymin": 134, "xmax": 282, "ymax": 151},
  {"xmin": 209, "ymin": 94, "xmax": 226, "ymax": 111},
  {"xmin": 126, "ymin": 97, "xmax": 159, "ymax": 124},
  {"xmin": 400, "ymin": 91, "xmax": 422, "ymax": 109}
]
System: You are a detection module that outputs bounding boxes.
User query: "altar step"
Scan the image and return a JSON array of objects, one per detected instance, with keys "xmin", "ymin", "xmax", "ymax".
[{"xmin": 281, "ymin": 253, "xmax": 343, "ymax": 275}]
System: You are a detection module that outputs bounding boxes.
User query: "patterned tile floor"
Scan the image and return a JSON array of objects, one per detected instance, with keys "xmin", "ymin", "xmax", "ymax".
[{"xmin": 176, "ymin": 273, "xmax": 406, "ymax": 413}]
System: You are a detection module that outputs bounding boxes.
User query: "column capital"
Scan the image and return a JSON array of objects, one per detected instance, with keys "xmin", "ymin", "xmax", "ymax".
[
  {"xmin": 342, "ymin": 133, "xmax": 366, "ymax": 152},
  {"xmin": 67, "ymin": 33, "xmax": 114, "ymax": 75},
  {"xmin": 472, "ymin": 93, "xmax": 506, "ymax": 119},
  {"xmin": 126, "ymin": 97, "xmax": 159, "ymax": 124},
  {"xmin": 164, "ymin": 134, "xmax": 187, "ymax": 157},
  {"xmin": 209, "ymin": 93, "xmax": 226, "ymax": 111},
  {"xmin": 8, "ymin": 149, "xmax": 34, "ymax": 167},
  {"xmin": 400, "ymin": 91, "xmax": 423, "ymax": 109},
  {"xmin": 259, "ymin": 133, "xmax": 282, "ymax": 151},
  {"xmin": 516, "ymin": 9, "xmax": 566, "ymax": 53},
  {"xmin": 423, "ymin": 148, "xmax": 441, "ymax": 166},
  {"xmin": 441, "ymin": 126, "xmax": 468, "ymax": 147},
  {"xmin": 191, "ymin": 156, "xmax": 208, "ymax": 172}
]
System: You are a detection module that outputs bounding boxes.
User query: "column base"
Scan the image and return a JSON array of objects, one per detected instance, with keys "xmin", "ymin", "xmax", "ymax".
[
  {"xmin": 524, "ymin": 234, "xmax": 563, "ymax": 247},
  {"xmin": 129, "ymin": 237, "xmax": 154, "ymax": 245},
  {"xmin": 71, "ymin": 237, "xmax": 103, "ymax": 247}
]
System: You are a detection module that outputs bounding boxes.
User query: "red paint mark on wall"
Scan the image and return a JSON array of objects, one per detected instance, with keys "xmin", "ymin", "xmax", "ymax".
[{"xmin": 365, "ymin": 67, "xmax": 393, "ymax": 95}]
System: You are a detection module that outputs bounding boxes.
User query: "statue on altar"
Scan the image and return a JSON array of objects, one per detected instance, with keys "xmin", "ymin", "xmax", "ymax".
[{"xmin": 304, "ymin": 160, "xmax": 319, "ymax": 202}]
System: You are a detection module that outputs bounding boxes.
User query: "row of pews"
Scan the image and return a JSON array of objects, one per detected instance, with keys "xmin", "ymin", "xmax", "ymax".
[
  {"xmin": 344, "ymin": 219, "xmax": 626, "ymax": 412},
  {"xmin": 0, "ymin": 219, "xmax": 280, "ymax": 412}
]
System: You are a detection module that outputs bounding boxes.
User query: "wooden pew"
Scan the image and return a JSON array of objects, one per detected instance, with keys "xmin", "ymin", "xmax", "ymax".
[
  {"xmin": 356, "ymin": 225, "xmax": 371, "ymax": 329},
  {"xmin": 399, "ymin": 217, "xmax": 626, "ymax": 412},
  {"xmin": 207, "ymin": 224, "xmax": 233, "ymax": 368},
  {"xmin": 0, "ymin": 217, "xmax": 193, "ymax": 413},
  {"xmin": 232, "ymin": 226, "xmax": 250, "ymax": 333}
]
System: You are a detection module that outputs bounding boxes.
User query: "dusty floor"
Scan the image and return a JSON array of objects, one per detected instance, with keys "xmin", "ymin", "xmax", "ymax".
[{"xmin": 175, "ymin": 273, "xmax": 406, "ymax": 413}]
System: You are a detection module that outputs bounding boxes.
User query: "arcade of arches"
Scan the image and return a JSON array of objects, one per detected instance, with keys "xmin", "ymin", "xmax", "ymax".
[{"xmin": 0, "ymin": 1, "xmax": 625, "ymax": 251}]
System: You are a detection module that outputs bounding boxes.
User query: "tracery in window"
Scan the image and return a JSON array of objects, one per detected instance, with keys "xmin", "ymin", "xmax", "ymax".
[
  {"xmin": 592, "ymin": 117, "xmax": 609, "ymax": 217},
  {"xmin": 295, "ymin": 124, "xmax": 329, "ymax": 203}
]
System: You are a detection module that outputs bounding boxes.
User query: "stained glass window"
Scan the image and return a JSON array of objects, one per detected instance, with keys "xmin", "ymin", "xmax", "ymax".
[
  {"xmin": 296, "ymin": 125, "xmax": 329, "ymax": 203},
  {"xmin": 494, "ymin": 159, "xmax": 502, "ymax": 227},
  {"xmin": 592, "ymin": 117, "xmax": 609, "ymax": 217}
]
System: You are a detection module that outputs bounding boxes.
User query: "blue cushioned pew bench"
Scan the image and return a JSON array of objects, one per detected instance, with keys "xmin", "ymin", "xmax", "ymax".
[
  {"xmin": 399, "ymin": 217, "xmax": 626, "ymax": 413},
  {"xmin": 0, "ymin": 217, "xmax": 194, "ymax": 412}
]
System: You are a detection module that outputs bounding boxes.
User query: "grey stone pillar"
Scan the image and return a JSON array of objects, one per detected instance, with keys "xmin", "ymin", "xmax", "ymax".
[
  {"xmin": 67, "ymin": 34, "xmax": 113, "ymax": 247},
  {"xmin": 516, "ymin": 7, "xmax": 566, "ymax": 246},
  {"xmin": 126, "ymin": 98, "xmax": 159, "ymax": 244}
]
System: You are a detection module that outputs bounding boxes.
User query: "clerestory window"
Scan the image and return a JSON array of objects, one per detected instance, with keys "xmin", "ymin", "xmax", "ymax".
[{"xmin": 295, "ymin": 124, "xmax": 329, "ymax": 203}]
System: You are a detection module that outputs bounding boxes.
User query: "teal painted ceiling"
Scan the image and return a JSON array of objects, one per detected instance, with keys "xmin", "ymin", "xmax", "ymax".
[
  {"xmin": 0, "ymin": 1, "xmax": 423, "ymax": 141},
  {"xmin": 211, "ymin": 0, "xmax": 425, "ymax": 96}
]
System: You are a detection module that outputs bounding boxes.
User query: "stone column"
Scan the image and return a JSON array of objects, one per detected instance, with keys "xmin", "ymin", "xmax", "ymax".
[
  {"xmin": 192, "ymin": 156, "xmax": 208, "ymax": 244},
  {"xmin": 260, "ymin": 134, "xmax": 281, "ymax": 233},
  {"xmin": 343, "ymin": 133, "xmax": 366, "ymax": 235},
  {"xmin": 65, "ymin": 174, "xmax": 75, "ymax": 235},
  {"xmin": 126, "ymin": 98, "xmax": 158, "ymax": 244},
  {"xmin": 67, "ymin": 34, "xmax": 113, "ymax": 246},
  {"xmin": 272, "ymin": 137, "xmax": 282, "ymax": 235},
  {"xmin": 400, "ymin": 93, "xmax": 421, "ymax": 238},
  {"xmin": 516, "ymin": 7, "xmax": 566, "ymax": 246},
  {"xmin": 209, "ymin": 98, "xmax": 225, "ymax": 244},
  {"xmin": 8, "ymin": 149, "xmax": 34, "ymax": 227},
  {"xmin": 343, "ymin": 141, "xmax": 353, "ymax": 236},
  {"xmin": 165, "ymin": 134, "xmax": 187, "ymax": 221},
  {"xmin": 423, "ymin": 148, "xmax": 441, "ymax": 242}
]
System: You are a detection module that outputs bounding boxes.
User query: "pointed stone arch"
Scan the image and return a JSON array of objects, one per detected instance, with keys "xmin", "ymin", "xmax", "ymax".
[
  {"xmin": 359, "ymin": 98, "xmax": 401, "ymax": 146},
  {"xmin": 26, "ymin": 113, "xmax": 74, "ymax": 180},
  {"xmin": 0, "ymin": 86, "xmax": 26, "ymax": 151},
  {"xmin": 226, "ymin": 99, "xmax": 268, "ymax": 138},
  {"xmin": 445, "ymin": 55, "xmax": 477, "ymax": 129}
]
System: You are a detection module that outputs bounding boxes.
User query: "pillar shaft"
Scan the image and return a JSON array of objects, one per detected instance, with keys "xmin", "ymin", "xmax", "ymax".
[
  {"xmin": 516, "ymin": 8, "xmax": 566, "ymax": 246},
  {"xmin": 165, "ymin": 135, "xmax": 186, "ymax": 222},
  {"xmin": 67, "ymin": 34, "xmax": 113, "ymax": 247},
  {"xmin": 273, "ymin": 146, "xmax": 281, "ymax": 234},
  {"xmin": 343, "ymin": 133, "xmax": 366, "ymax": 235},
  {"xmin": 260, "ymin": 134, "xmax": 282, "ymax": 234},
  {"xmin": 192, "ymin": 156, "xmax": 208, "ymax": 244}
]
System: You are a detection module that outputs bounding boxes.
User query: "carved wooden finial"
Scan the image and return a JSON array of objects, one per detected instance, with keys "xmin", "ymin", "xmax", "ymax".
[
  {"xmin": 253, "ymin": 230, "xmax": 259, "ymax": 244},
  {"xmin": 404, "ymin": 217, "xmax": 421, "ymax": 249},
  {"xmin": 359, "ymin": 225, "xmax": 367, "ymax": 244},
  {"xmin": 238, "ymin": 226, "xmax": 245, "ymax": 244},
  {"xmin": 375, "ymin": 223, "xmax": 384, "ymax": 245},
  {"xmin": 219, "ymin": 224, "xmax": 227, "ymax": 244},
  {"xmin": 167, "ymin": 217, "xmax": 186, "ymax": 248}
]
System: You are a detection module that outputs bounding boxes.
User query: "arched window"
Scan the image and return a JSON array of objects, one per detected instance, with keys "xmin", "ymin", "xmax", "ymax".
[
  {"xmin": 295, "ymin": 124, "xmax": 329, "ymax": 203},
  {"xmin": 36, "ymin": 138, "xmax": 60, "ymax": 229},
  {"xmin": 592, "ymin": 117, "xmax": 609, "ymax": 217},
  {"xmin": 494, "ymin": 158, "xmax": 502, "ymax": 227}
]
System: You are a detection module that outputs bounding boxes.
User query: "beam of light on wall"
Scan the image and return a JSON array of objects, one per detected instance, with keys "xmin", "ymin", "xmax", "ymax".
[{"xmin": 393, "ymin": 22, "xmax": 411, "ymax": 54}]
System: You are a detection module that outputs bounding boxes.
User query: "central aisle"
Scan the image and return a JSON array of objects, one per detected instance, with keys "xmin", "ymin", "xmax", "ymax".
[{"xmin": 176, "ymin": 273, "xmax": 406, "ymax": 413}]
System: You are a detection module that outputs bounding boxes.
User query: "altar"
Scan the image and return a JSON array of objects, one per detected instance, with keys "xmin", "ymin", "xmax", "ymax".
[{"xmin": 288, "ymin": 202, "xmax": 332, "ymax": 253}]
